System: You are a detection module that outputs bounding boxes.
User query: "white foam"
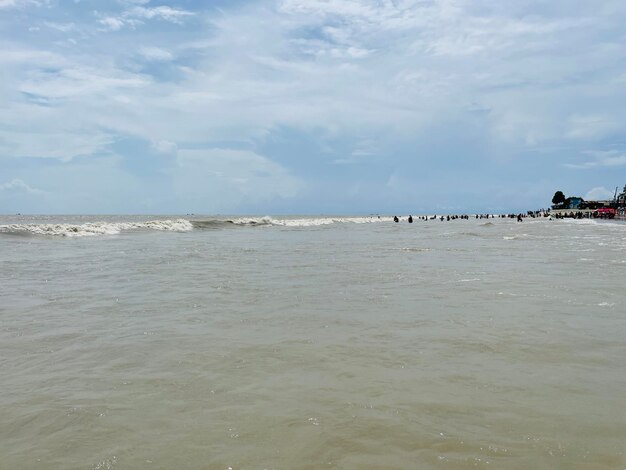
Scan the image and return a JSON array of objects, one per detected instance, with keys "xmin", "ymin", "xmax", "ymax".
[
  {"xmin": 0, "ymin": 219, "xmax": 193, "ymax": 237},
  {"xmin": 562, "ymin": 218, "xmax": 626, "ymax": 228},
  {"xmin": 230, "ymin": 216, "xmax": 392, "ymax": 227}
]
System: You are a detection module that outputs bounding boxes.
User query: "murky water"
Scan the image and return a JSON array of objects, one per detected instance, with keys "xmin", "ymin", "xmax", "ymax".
[{"xmin": 1, "ymin": 215, "xmax": 625, "ymax": 469}]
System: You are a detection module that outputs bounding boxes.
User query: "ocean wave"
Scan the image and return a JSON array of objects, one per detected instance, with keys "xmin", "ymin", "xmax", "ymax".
[
  {"xmin": 0, "ymin": 219, "xmax": 193, "ymax": 237},
  {"xmin": 0, "ymin": 215, "xmax": 404, "ymax": 236},
  {"xmin": 191, "ymin": 220, "xmax": 236, "ymax": 229},
  {"xmin": 226, "ymin": 216, "xmax": 390, "ymax": 227},
  {"xmin": 503, "ymin": 234, "xmax": 529, "ymax": 240},
  {"xmin": 562, "ymin": 218, "xmax": 626, "ymax": 228}
]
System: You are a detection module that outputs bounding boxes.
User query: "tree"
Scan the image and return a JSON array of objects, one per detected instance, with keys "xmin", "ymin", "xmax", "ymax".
[{"xmin": 552, "ymin": 191, "xmax": 566, "ymax": 205}]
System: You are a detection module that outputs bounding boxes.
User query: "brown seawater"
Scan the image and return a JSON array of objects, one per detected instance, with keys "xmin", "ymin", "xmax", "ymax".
[{"xmin": 1, "ymin": 215, "xmax": 625, "ymax": 469}]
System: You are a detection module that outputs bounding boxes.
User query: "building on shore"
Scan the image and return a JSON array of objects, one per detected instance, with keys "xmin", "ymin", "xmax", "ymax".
[{"xmin": 551, "ymin": 184, "xmax": 626, "ymax": 219}]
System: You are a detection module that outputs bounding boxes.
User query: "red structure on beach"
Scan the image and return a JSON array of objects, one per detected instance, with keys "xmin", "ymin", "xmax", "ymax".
[{"xmin": 594, "ymin": 207, "xmax": 616, "ymax": 219}]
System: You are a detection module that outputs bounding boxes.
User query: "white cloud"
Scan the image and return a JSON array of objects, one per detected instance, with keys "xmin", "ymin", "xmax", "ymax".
[
  {"xmin": 173, "ymin": 149, "xmax": 303, "ymax": 211},
  {"xmin": 334, "ymin": 139, "xmax": 379, "ymax": 164},
  {"xmin": 130, "ymin": 6, "xmax": 194, "ymax": 23},
  {"xmin": 138, "ymin": 46, "xmax": 173, "ymax": 62},
  {"xmin": 7, "ymin": 0, "xmax": 626, "ymax": 154},
  {"xmin": 565, "ymin": 151, "xmax": 626, "ymax": 169},
  {"xmin": 43, "ymin": 21, "xmax": 77, "ymax": 33},
  {"xmin": 0, "ymin": 178, "xmax": 44, "ymax": 194},
  {"xmin": 98, "ymin": 4, "xmax": 195, "ymax": 31},
  {"xmin": 20, "ymin": 64, "xmax": 150, "ymax": 99},
  {"xmin": 98, "ymin": 17, "xmax": 127, "ymax": 31},
  {"xmin": 151, "ymin": 139, "xmax": 177, "ymax": 155},
  {"xmin": 0, "ymin": 125, "xmax": 114, "ymax": 160},
  {"xmin": 566, "ymin": 114, "xmax": 621, "ymax": 140},
  {"xmin": 585, "ymin": 186, "xmax": 614, "ymax": 201},
  {"xmin": 2, "ymin": 0, "xmax": 626, "ymax": 213},
  {"xmin": 0, "ymin": 0, "xmax": 48, "ymax": 8}
]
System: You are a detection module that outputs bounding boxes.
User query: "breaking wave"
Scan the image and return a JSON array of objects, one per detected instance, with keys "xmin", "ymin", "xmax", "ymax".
[
  {"xmin": 0, "ymin": 216, "xmax": 393, "ymax": 237},
  {"xmin": 224, "ymin": 216, "xmax": 391, "ymax": 227},
  {"xmin": 0, "ymin": 219, "xmax": 194, "ymax": 237},
  {"xmin": 562, "ymin": 218, "xmax": 626, "ymax": 228}
]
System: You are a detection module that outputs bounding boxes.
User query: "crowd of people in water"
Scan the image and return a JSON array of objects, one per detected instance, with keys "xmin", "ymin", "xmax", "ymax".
[
  {"xmin": 391, "ymin": 210, "xmax": 549, "ymax": 223},
  {"xmin": 552, "ymin": 211, "xmax": 617, "ymax": 219},
  {"xmin": 388, "ymin": 209, "xmax": 626, "ymax": 222}
]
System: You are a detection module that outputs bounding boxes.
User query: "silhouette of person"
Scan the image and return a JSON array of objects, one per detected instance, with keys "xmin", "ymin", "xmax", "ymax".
[
  {"xmin": 408, "ymin": 215, "xmax": 413, "ymax": 223},
  {"xmin": 394, "ymin": 216, "xmax": 399, "ymax": 223}
]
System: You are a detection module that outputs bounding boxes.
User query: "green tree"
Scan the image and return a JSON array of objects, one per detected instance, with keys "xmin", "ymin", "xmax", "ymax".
[{"xmin": 552, "ymin": 191, "xmax": 566, "ymax": 205}]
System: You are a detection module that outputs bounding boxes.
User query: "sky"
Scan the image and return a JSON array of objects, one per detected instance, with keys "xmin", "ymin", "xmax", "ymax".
[{"xmin": 1, "ymin": 0, "xmax": 625, "ymax": 214}]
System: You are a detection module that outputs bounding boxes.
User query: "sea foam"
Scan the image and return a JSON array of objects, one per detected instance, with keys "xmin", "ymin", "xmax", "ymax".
[
  {"xmin": 229, "ymin": 216, "xmax": 391, "ymax": 227},
  {"xmin": 0, "ymin": 219, "xmax": 193, "ymax": 237},
  {"xmin": 0, "ymin": 215, "xmax": 402, "ymax": 237}
]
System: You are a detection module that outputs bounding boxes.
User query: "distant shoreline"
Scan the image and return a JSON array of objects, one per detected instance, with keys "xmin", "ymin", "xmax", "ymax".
[{"xmin": 550, "ymin": 209, "xmax": 626, "ymax": 221}]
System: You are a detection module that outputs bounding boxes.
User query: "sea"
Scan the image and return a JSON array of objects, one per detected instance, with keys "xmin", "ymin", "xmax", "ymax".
[{"xmin": 1, "ymin": 214, "xmax": 625, "ymax": 470}]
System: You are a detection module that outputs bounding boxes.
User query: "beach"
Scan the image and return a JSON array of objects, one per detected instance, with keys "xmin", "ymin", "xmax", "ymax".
[{"xmin": 1, "ymin": 215, "xmax": 625, "ymax": 469}]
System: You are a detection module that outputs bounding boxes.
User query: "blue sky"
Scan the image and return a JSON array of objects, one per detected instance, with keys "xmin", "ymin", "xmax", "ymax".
[{"xmin": 1, "ymin": 0, "xmax": 625, "ymax": 214}]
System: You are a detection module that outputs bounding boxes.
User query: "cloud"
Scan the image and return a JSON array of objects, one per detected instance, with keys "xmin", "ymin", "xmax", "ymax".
[
  {"xmin": 43, "ymin": 21, "xmax": 77, "ymax": 33},
  {"xmin": 7, "ymin": 0, "xmax": 626, "ymax": 155},
  {"xmin": 0, "ymin": 0, "xmax": 46, "ymax": 8},
  {"xmin": 0, "ymin": 178, "xmax": 44, "ymax": 194},
  {"xmin": 129, "ymin": 6, "xmax": 194, "ymax": 23},
  {"xmin": 2, "ymin": 0, "xmax": 626, "ymax": 212},
  {"xmin": 566, "ymin": 114, "xmax": 621, "ymax": 140},
  {"xmin": 151, "ymin": 139, "xmax": 177, "ymax": 155},
  {"xmin": 172, "ymin": 149, "xmax": 303, "ymax": 211},
  {"xmin": 333, "ymin": 139, "xmax": 379, "ymax": 164},
  {"xmin": 20, "ymin": 63, "xmax": 149, "ymax": 99},
  {"xmin": 584, "ymin": 186, "xmax": 614, "ymax": 201},
  {"xmin": 98, "ymin": 17, "xmax": 127, "ymax": 31},
  {"xmin": 565, "ymin": 151, "xmax": 626, "ymax": 169},
  {"xmin": 98, "ymin": 4, "xmax": 195, "ymax": 31},
  {"xmin": 138, "ymin": 46, "xmax": 173, "ymax": 62},
  {"xmin": 0, "ymin": 46, "xmax": 149, "ymax": 159}
]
